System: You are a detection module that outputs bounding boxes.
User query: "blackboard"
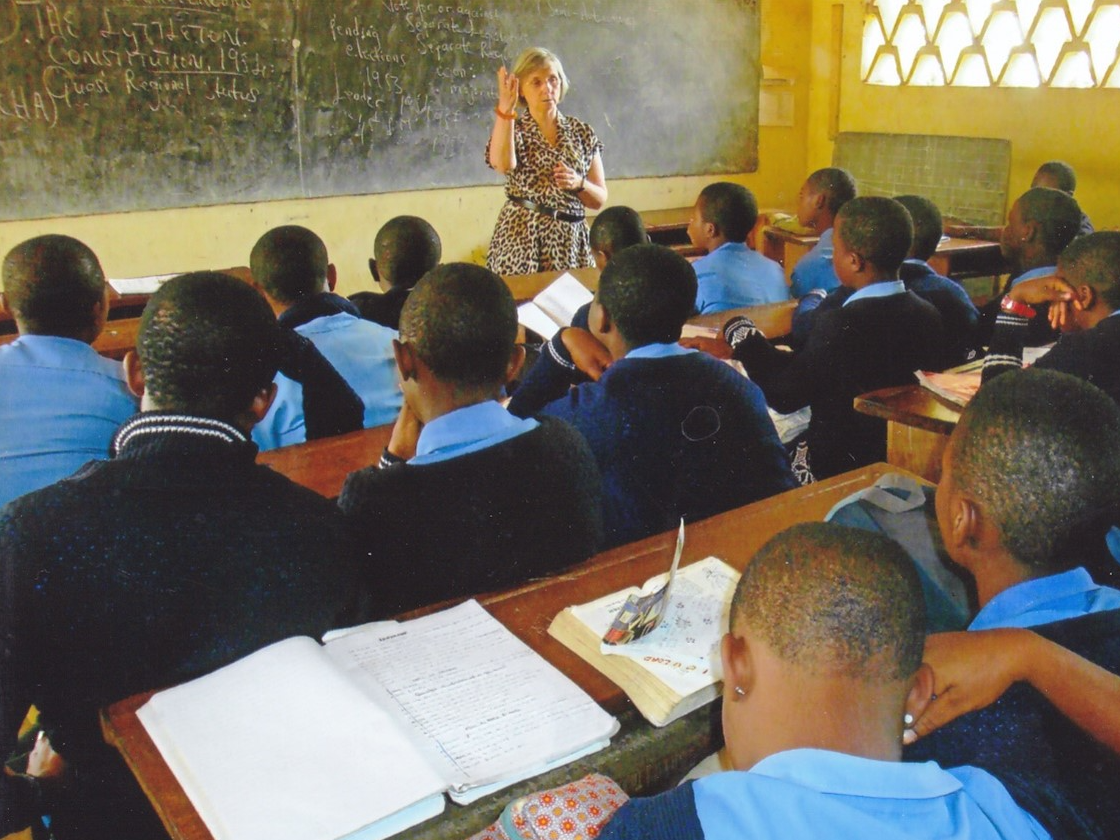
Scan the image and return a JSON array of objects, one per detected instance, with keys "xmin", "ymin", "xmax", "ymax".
[{"xmin": 0, "ymin": 0, "xmax": 760, "ymax": 221}]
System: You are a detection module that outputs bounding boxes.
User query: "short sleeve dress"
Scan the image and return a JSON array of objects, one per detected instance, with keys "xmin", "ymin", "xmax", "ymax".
[{"xmin": 486, "ymin": 111, "xmax": 604, "ymax": 275}]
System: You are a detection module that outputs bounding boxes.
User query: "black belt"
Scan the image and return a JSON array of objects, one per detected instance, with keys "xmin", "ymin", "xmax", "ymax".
[{"xmin": 507, "ymin": 195, "xmax": 585, "ymax": 223}]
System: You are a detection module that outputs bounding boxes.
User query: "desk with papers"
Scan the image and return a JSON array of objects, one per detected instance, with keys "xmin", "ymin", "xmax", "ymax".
[{"xmin": 102, "ymin": 462, "xmax": 912, "ymax": 840}]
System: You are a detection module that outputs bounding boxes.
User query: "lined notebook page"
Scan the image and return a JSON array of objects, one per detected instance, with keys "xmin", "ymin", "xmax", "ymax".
[
  {"xmin": 139, "ymin": 636, "xmax": 446, "ymax": 840},
  {"xmin": 324, "ymin": 600, "xmax": 619, "ymax": 799}
]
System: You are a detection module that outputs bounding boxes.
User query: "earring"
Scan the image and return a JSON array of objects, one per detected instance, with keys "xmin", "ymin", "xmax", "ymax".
[
  {"xmin": 733, "ymin": 686, "xmax": 746, "ymax": 697},
  {"xmin": 903, "ymin": 713, "xmax": 915, "ymax": 727}
]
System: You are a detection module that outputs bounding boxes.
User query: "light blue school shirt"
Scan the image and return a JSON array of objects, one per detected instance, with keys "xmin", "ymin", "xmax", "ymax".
[
  {"xmin": 626, "ymin": 342, "xmax": 695, "ymax": 360},
  {"xmin": 1009, "ymin": 265, "xmax": 1058, "ymax": 288},
  {"xmin": 693, "ymin": 242, "xmax": 789, "ymax": 315},
  {"xmin": 969, "ymin": 567, "xmax": 1120, "ymax": 630},
  {"xmin": 0, "ymin": 335, "xmax": 137, "ymax": 507},
  {"xmin": 842, "ymin": 279, "xmax": 906, "ymax": 306},
  {"xmin": 253, "ymin": 313, "xmax": 402, "ymax": 451},
  {"xmin": 789, "ymin": 228, "xmax": 841, "ymax": 297},
  {"xmin": 410, "ymin": 400, "xmax": 539, "ymax": 465},
  {"xmin": 694, "ymin": 748, "xmax": 1049, "ymax": 840}
]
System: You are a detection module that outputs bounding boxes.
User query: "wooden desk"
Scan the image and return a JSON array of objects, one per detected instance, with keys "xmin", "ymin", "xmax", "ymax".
[
  {"xmin": 257, "ymin": 422, "xmax": 394, "ymax": 498},
  {"xmin": 0, "ymin": 318, "xmax": 141, "ymax": 361},
  {"xmin": 854, "ymin": 385, "xmax": 961, "ymax": 482},
  {"xmin": 689, "ymin": 299, "xmax": 796, "ymax": 339},
  {"xmin": 101, "ymin": 463, "xmax": 908, "ymax": 840},
  {"xmin": 762, "ymin": 228, "xmax": 1006, "ymax": 287},
  {"xmin": 502, "ymin": 266, "xmax": 600, "ymax": 302}
]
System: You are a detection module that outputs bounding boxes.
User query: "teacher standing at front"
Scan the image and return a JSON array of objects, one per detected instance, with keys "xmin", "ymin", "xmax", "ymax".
[{"xmin": 486, "ymin": 47, "xmax": 608, "ymax": 275}]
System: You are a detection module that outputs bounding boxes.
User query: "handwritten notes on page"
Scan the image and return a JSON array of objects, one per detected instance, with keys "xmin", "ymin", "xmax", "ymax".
[{"xmin": 323, "ymin": 600, "xmax": 619, "ymax": 804}]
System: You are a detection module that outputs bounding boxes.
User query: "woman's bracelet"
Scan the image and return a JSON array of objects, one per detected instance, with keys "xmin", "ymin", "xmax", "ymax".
[
  {"xmin": 578, "ymin": 176, "xmax": 586, "ymax": 192},
  {"xmin": 494, "ymin": 106, "xmax": 516, "ymax": 121}
]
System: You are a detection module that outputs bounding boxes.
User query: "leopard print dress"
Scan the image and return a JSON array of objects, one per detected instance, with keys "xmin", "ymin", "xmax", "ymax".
[{"xmin": 486, "ymin": 111, "xmax": 604, "ymax": 275}]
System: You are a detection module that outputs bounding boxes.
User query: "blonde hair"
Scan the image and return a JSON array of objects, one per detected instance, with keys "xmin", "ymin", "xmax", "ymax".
[{"xmin": 512, "ymin": 47, "xmax": 569, "ymax": 105}]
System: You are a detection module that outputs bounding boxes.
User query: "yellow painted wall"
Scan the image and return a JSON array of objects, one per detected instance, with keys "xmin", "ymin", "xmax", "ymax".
[
  {"xmin": 0, "ymin": 0, "xmax": 811, "ymax": 298},
  {"xmin": 807, "ymin": 0, "xmax": 1119, "ymax": 229}
]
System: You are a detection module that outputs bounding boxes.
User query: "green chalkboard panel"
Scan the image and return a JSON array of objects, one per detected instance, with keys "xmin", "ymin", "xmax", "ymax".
[{"xmin": 0, "ymin": 0, "xmax": 759, "ymax": 221}]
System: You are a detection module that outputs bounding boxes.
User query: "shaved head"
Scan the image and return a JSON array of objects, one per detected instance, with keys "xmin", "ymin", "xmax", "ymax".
[{"xmin": 2, "ymin": 235, "xmax": 105, "ymax": 338}]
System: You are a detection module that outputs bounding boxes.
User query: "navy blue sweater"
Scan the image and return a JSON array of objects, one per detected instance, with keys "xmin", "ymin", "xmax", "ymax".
[
  {"xmin": 905, "ymin": 609, "xmax": 1120, "ymax": 839},
  {"xmin": 983, "ymin": 311, "xmax": 1120, "ymax": 407},
  {"xmin": 734, "ymin": 291, "xmax": 944, "ymax": 480},
  {"xmin": 0, "ymin": 413, "xmax": 361, "ymax": 840},
  {"xmin": 508, "ymin": 340, "xmax": 795, "ymax": 549}
]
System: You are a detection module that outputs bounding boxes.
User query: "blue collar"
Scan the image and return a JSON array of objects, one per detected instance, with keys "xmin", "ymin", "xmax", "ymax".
[
  {"xmin": 709, "ymin": 241, "xmax": 748, "ymax": 256},
  {"xmin": 411, "ymin": 400, "xmax": 539, "ymax": 465},
  {"xmin": 843, "ymin": 280, "xmax": 906, "ymax": 307},
  {"xmin": 744, "ymin": 749, "xmax": 960, "ymax": 799},
  {"xmin": 1010, "ymin": 265, "xmax": 1057, "ymax": 288},
  {"xmin": 970, "ymin": 567, "xmax": 1120, "ymax": 630},
  {"xmin": 625, "ymin": 342, "xmax": 695, "ymax": 360},
  {"xmin": 277, "ymin": 293, "xmax": 360, "ymax": 330}
]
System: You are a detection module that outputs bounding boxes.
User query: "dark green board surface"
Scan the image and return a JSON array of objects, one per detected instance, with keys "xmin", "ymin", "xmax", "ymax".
[{"xmin": 0, "ymin": 0, "xmax": 759, "ymax": 220}]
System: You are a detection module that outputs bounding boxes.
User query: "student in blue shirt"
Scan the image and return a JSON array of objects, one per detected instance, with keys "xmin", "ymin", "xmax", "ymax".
[
  {"xmin": 250, "ymin": 225, "xmax": 403, "ymax": 450},
  {"xmin": 906, "ymin": 368, "xmax": 1120, "ymax": 838},
  {"xmin": 1032, "ymin": 160, "xmax": 1093, "ymax": 236},
  {"xmin": 790, "ymin": 194, "xmax": 980, "ymax": 366},
  {"xmin": 599, "ymin": 522, "xmax": 1047, "ymax": 840},
  {"xmin": 727, "ymin": 196, "xmax": 944, "ymax": 479},
  {"xmin": 982, "ymin": 231, "xmax": 1120, "ymax": 407},
  {"xmin": 788, "ymin": 167, "xmax": 857, "ymax": 298},
  {"xmin": 349, "ymin": 215, "xmax": 442, "ymax": 331},
  {"xmin": 339, "ymin": 263, "xmax": 602, "ymax": 616},
  {"xmin": 508, "ymin": 244, "xmax": 794, "ymax": 549},
  {"xmin": 0, "ymin": 235, "xmax": 137, "ymax": 507},
  {"xmin": 977, "ymin": 187, "xmax": 1082, "ymax": 347},
  {"xmin": 686, "ymin": 182, "xmax": 787, "ymax": 314}
]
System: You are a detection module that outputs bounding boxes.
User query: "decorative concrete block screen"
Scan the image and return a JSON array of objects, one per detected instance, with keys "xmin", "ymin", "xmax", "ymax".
[{"xmin": 863, "ymin": 0, "xmax": 1120, "ymax": 88}]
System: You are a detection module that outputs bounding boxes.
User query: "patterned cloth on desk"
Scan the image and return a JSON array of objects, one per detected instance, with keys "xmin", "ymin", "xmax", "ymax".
[{"xmin": 467, "ymin": 774, "xmax": 628, "ymax": 840}]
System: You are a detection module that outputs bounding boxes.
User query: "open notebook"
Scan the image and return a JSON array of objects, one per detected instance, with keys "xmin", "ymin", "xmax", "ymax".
[
  {"xmin": 139, "ymin": 600, "xmax": 619, "ymax": 840},
  {"xmin": 517, "ymin": 272, "xmax": 594, "ymax": 340}
]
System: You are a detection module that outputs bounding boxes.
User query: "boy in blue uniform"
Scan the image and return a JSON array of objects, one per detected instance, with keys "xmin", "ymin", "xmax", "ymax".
[
  {"xmin": 349, "ymin": 215, "xmax": 442, "ymax": 331},
  {"xmin": 687, "ymin": 182, "xmax": 787, "ymax": 314},
  {"xmin": 339, "ymin": 263, "xmax": 602, "ymax": 615},
  {"xmin": 906, "ymin": 368, "xmax": 1120, "ymax": 838},
  {"xmin": 508, "ymin": 244, "xmax": 794, "ymax": 549},
  {"xmin": 250, "ymin": 225, "xmax": 402, "ymax": 450},
  {"xmin": 727, "ymin": 196, "xmax": 944, "ymax": 479},
  {"xmin": 0, "ymin": 235, "xmax": 137, "ymax": 507},
  {"xmin": 599, "ymin": 523, "xmax": 1047, "ymax": 840},
  {"xmin": 788, "ymin": 167, "xmax": 857, "ymax": 298}
]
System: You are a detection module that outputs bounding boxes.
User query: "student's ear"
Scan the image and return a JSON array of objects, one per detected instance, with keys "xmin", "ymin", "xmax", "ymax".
[
  {"xmin": 1020, "ymin": 218, "xmax": 1041, "ymax": 247},
  {"xmin": 945, "ymin": 490, "xmax": 981, "ymax": 552},
  {"xmin": 720, "ymin": 631, "xmax": 755, "ymax": 701},
  {"xmin": 904, "ymin": 662, "xmax": 936, "ymax": 726},
  {"xmin": 123, "ymin": 350, "xmax": 145, "ymax": 399},
  {"xmin": 592, "ymin": 249, "xmax": 609, "ymax": 271},
  {"xmin": 0, "ymin": 291, "xmax": 8, "ymax": 316},
  {"xmin": 505, "ymin": 343, "xmax": 527, "ymax": 384},
  {"xmin": 326, "ymin": 263, "xmax": 338, "ymax": 292},
  {"xmin": 247, "ymin": 382, "xmax": 278, "ymax": 425},
  {"xmin": 1077, "ymin": 284, "xmax": 1097, "ymax": 311},
  {"xmin": 393, "ymin": 338, "xmax": 418, "ymax": 382},
  {"xmin": 369, "ymin": 258, "xmax": 381, "ymax": 283},
  {"xmin": 592, "ymin": 300, "xmax": 614, "ymax": 337}
]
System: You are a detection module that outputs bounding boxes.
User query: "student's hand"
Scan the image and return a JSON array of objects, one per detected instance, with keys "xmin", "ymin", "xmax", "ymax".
[
  {"xmin": 387, "ymin": 401, "xmax": 422, "ymax": 461},
  {"xmin": 1007, "ymin": 275, "xmax": 1079, "ymax": 307},
  {"xmin": 904, "ymin": 628, "xmax": 1035, "ymax": 744},
  {"xmin": 560, "ymin": 328, "xmax": 612, "ymax": 380},
  {"xmin": 26, "ymin": 730, "xmax": 67, "ymax": 779},
  {"xmin": 496, "ymin": 66, "xmax": 519, "ymax": 114},
  {"xmin": 679, "ymin": 335, "xmax": 732, "ymax": 359}
]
